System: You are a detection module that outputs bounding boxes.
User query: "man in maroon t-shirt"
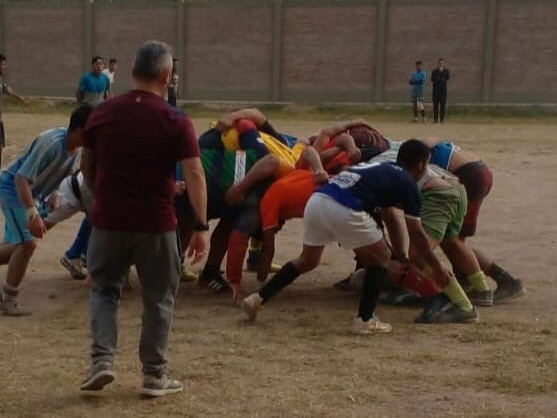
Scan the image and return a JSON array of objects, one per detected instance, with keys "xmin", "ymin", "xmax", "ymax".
[{"xmin": 79, "ymin": 41, "xmax": 208, "ymax": 397}]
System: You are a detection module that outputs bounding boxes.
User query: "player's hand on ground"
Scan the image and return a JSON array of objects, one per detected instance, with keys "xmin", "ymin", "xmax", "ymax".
[
  {"xmin": 225, "ymin": 184, "xmax": 246, "ymax": 206},
  {"xmin": 27, "ymin": 215, "xmax": 47, "ymax": 239},
  {"xmin": 187, "ymin": 231, "xmax": 209, "ymax": 265},
  {"xmin": 230, "ymin": 282, "xmax": 245, "ymax": 305},
  {"xmin": 312, "ymin": 169, "xmax": 329, "ymax": 185},
  {"xmin": 174, "ymin": 181, "xmax": 186, "ymax": 196}
]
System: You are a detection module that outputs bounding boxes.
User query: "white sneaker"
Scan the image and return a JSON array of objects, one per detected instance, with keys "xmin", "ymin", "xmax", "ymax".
[
  {"xmin": 352, "ymin": 316, "xmax": 392, "ymax": 335},
  {"xmin": 241, "ymin": 293, "xmax": 263, "ymax": 321},
  {"xmin": 141, "ymin": 374, "xmax": 183, "ymax": 397},
  {"xmin": 0, "ymin": 293, "xmax": 32, "ymax": 316}
]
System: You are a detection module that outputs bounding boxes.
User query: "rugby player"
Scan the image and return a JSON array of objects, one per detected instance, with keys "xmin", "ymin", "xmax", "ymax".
[
  {"xmin": 242, "ymin": 140, "xmax": 452, "ymax": 334},
  {"xmin": 0, "ymin": 106, "xmax": 92, "ymax": 315}
]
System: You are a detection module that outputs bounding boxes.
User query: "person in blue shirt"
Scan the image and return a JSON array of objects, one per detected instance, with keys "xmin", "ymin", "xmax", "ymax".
[
  {"xmin": 0, "ymin": 106, "xmax": 92, "ymax": 316},
  {"xmin": 63, "ymin": 57, "xmax": 110, "ymax": 280},
  {"xmin": 241, "ymin": 139, "xmax": 452, "ymax": 335},
  {"xmin": 76, "ymin": 56, "xmax": 111, "ymax": 107},
  {"xmin": 409, "ymin": 60, "xmax": 427, "ymax": 123}
]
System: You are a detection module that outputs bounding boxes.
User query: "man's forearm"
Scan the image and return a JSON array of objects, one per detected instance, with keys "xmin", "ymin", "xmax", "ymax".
[
  {"xmin": 15, "ymin": 175, "xmax": 36, "ymax": 209},
  {"xmin": 6, "ymin": 87, "xmax": 25, "ymax": 104},
  {"xmin": 236, "ymin": 155, "xmax": 279, "ymax": 193},
  {"xmin": 316, "ymin": 119, "xmax": 367, "ymax": 151},
  {"xmin": 297, "ymin": 146, "xmax": 325, "ymax": 172},
  {"xmin": 383, "ymin": 208, "xmax": 408, "ymax": 257},
  {"xmin": 183, "ymin": 163, "xmax": 207, "ymax": 225},
  {"xmin": 229, "ymin": 108, "xmax": 266, "ymax": 126},
  {"xmin": 319, "ymin": 147, "xmax": 342, "ymax": 164}
]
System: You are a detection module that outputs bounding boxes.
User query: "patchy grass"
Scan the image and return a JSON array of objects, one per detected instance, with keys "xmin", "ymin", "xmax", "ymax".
[{"xmin": 4, "ymin": 97, "xmax": 557, "ymax": 124}]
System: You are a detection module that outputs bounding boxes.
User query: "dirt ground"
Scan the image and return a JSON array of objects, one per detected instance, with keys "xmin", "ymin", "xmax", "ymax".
[{"xmin": 0, "ymin": 112, "xmax": 556, "ymax": 418}]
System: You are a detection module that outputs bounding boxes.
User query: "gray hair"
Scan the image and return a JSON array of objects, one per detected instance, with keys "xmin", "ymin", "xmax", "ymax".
[{"xmin": 132, "ymin": 40, "xmax": 173, "ymax": 81}]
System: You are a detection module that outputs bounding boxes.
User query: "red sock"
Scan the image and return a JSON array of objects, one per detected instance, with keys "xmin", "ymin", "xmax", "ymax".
[
  {"xmin": 226, "ymin": 230, "xmax": 250, "ymax": 284},
  {"xmin": 398, "ymin": 268, "xmax": 440, "ymax": 299}
]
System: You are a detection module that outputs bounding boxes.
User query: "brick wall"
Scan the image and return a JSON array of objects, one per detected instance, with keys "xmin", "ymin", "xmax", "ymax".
[
  {"xmin": 493, "ymin": 1, "xmax": 557, "ymax": 102},
  {"xmin": 94, "ymin": 3, "xmax": 178, "ymax": 95},
  {"xmin": 384, "ymin": 1, "xmax": 486, "ymax": 103},
  {"xmin": 0, "ymin": 0, "xmax": 555, "ymax": 104},
  {"xmin": 3, "ymin": 3, "xmax": 84, "ymax": 97},
  {"xmin": 184, "ymin": 3, "xmax": 273, "ymax": 101},
  {"xmin": 282, "ymin": 3, "xmax": 377, "ymax": 102}
]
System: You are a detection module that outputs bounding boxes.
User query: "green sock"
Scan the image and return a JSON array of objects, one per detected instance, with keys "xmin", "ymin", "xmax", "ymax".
[
  {"xmin": 443, "ymin": 276, "xmax": 473, "ymax": 312},
  {"xmin": 467, "ymin": 271, "xmax": 490, "ymax": 292}
]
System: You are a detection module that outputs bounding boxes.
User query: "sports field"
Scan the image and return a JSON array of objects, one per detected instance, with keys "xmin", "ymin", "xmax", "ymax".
[{"xmin": 0, "ymin": 109, "xmax": 556, "ymax": 418}]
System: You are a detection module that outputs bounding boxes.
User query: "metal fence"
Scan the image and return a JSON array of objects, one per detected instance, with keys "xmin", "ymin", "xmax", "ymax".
[{"xmin": 0, "ymin": 0, "xmax": 555, "ymax": 104}]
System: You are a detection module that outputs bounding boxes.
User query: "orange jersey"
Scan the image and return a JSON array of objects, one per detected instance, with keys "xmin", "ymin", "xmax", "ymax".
[{"xmin": 260, "ymin": 170, "xmax": 318, "ymax": 230}]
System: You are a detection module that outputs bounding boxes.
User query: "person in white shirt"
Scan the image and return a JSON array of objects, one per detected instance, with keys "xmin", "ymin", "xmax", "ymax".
[{"xmin": 102, "ymin": 58, "xmax": 117, "ymax": 92}]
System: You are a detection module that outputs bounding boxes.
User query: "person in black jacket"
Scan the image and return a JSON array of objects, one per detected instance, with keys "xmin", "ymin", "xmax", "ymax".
[{"xmin": 431, "ymin": 58, "xmax": 450, "ymax": 123}]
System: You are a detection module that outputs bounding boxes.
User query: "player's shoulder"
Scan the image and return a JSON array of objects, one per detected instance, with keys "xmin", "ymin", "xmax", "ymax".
[
  {"xmin": 38, "ymin": 127, "xmax": 67, "ymax": 141},
  {"xmin": 32, "ymin": 127, "xmax": 68, "ymax": 153}
]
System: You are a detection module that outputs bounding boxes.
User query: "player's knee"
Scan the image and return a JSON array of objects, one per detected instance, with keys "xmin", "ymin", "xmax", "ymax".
[
  {"xmin": 21, "ymin": 240, "xmax": 37, "ymax": 255},
  {"xmin": 294, "ymin": 254, "xmax": 320, "ymax": 274}
]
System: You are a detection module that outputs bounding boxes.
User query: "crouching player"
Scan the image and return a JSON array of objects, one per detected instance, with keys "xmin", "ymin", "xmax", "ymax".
[
  {"xmin": 242, "ymin": 140, "xmax": 452, "ymax": 334},
  {"xmin": 426, "ymin": 139, "xmax": 524, "ymax": 302},
  {"xmin": 255, "ymin": 146, "xmax": 329, "ymax": 284},
  {"xmin": 0, "ymin": 106, "xmax": 92, "ymax": 315}
]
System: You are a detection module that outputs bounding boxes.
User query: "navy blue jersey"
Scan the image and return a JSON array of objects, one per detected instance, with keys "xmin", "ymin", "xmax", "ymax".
[{"xmin": 317, "ymin": 162, "xmax": 421, "ymax": 218}]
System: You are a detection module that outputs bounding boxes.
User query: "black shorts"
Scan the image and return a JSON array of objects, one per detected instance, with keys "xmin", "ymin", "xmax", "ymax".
[{"xmin": 0, "ymin": 121, "xmax": 5, "ymax": 147}]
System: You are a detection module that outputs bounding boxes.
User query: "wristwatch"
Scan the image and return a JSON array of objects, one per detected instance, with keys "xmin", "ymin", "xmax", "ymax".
[{"xmin": 193, "ymin": 221, "xmax": 209, "ymax": 231}]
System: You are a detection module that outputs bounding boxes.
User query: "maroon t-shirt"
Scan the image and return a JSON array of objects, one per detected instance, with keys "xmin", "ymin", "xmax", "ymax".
[{"xmin": 84, "ymin": 90, "xmax": 199, "ymax": 232}]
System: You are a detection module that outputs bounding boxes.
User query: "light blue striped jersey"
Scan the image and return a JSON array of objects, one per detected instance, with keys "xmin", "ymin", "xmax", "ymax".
[{"xmin": 0, "ymin": 127, "xmax": 79, "ymax": 206}]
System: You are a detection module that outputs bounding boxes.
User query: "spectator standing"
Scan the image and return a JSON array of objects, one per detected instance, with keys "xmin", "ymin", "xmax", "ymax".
[
  {"xmin": 431, "ymin": 58, "xmax": 450, "ymax": 124},
  {"xmin": 62, "ymin": 56, "xmax": 112, "ymax": 280},
  {"xmin": 79, "ymin": 41, "xmax": 208, "ymax": 397},
  {"xmin": 76, "ymin": 56, "xmax": 111, "ymax": 106},
  {"xmin": 102, "ymin": 58, "xmax": 118, "ymax": 96},
  {"xmin": 167, "ymin": 58, "xmax": 179, "ymax": 107},
  {"xmin": 0, "ymin": 53, "xmax": 26, "ymax": 168},
  {"xmin": 409, "ymin": 60, "xmax": 426, "ymax": 123},
  {"xmin": 102, "ymin": 58, "xmax": 117, "ymax": 85}
]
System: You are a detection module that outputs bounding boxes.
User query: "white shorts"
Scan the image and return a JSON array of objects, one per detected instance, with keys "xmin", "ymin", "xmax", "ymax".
[
  {"xmin": 302, "ymin": 193, "xmax": 383, "ymax": 250},
  {"xmin": 44, "ymin": 175, "xmax": 83, "ymax": 224}
]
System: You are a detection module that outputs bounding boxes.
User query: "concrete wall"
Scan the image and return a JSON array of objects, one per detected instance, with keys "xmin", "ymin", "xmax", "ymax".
[{"xmin": 0, "ymin": 0, "xmax": 555, "ymax": 104}]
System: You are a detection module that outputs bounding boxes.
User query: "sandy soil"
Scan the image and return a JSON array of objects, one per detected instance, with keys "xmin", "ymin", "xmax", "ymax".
[{"xmin": 0, "ymin": 112, "xmax": 556, "ymax": 418}]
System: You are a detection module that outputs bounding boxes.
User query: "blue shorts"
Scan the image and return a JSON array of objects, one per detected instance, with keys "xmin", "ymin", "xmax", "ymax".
[{"xmin": 1, "ymin": 203, "xmax": 34, "ymax": 244}]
